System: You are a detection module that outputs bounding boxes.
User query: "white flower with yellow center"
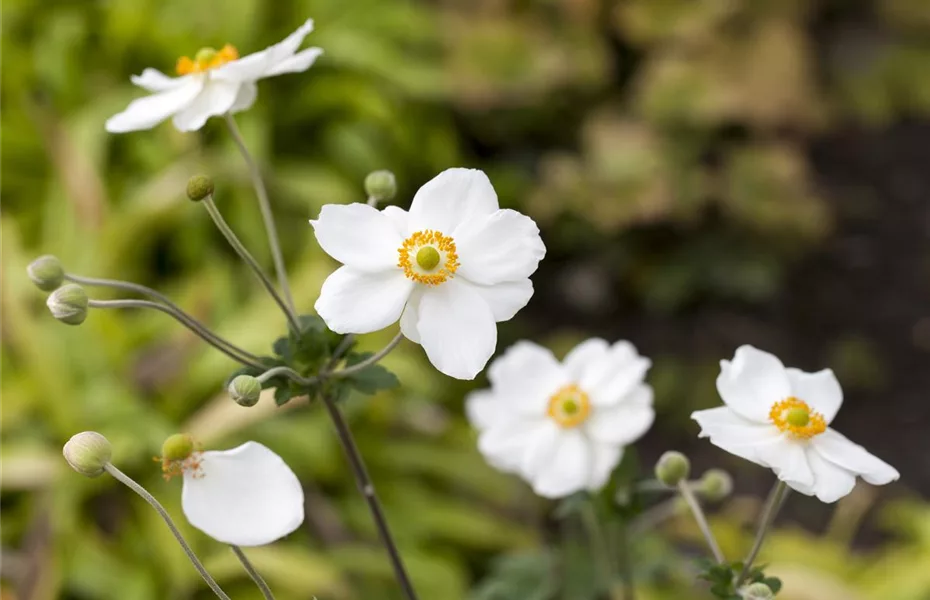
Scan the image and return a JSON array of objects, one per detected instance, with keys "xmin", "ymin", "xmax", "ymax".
[
  {"xmin": 311, "ymin": 168, "xmax": 546, "ymax": 380},
  {"xmin": 106, "ymin": 19, "xmax": 322, "ymax": 133},
  {"xmin": 466, "ymin": 339, "xmax": 654, "ymax": 498},
  {"xmin": 692, "ymin": 345, "xmax": 899, "ymax": 503}
]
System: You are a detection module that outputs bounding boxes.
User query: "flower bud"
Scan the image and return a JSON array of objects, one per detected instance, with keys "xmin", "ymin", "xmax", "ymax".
[
  {"xmin": 63, "ymin": 432, "xmax": 112, "ymax": 477},
  {"xmin": 742, "ymin": 582, "xmax": 774, "ymax": 600},
  {"xmin": 229, "ymin": 375, "xmax": 262, "ymax": 407},
  {"xmin": 27, "ymin": 255, "xmax": 65, "ymax": 291},
  {"xmin": 161, "ymin": 433, "xmax": 195, "ymax": 461},
  {"xmin": 47, "ymin": 284, "xmax": 89, "ymax": 325},
  {"xmin": 186, "ymin": 174, "xmax": 214, "ymax": 202},
  {"xmin": 655, "ymin": 450, "xmax": 690, "ymax": 486},
  {"xmin": 698, "ymin": 468, "xmax": 733, "ymax": 502},
  {"xmin": 364, "ymin": 170, "xmax": 397, "ymax": 203}
]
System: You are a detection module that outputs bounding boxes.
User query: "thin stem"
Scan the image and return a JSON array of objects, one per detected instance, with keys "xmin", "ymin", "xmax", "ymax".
[
  {"xmin": 231, "ymin": 545, "xmax": 276, "ymax": 600},
  {"xmin": 224, "ymin": 113, "xmax": 297, "ymax": 319},
  {"xmin": 737, "ymin": 481, "xmax": 789, "ymax": 585},
  {"xmin": 87, "ymin": 299, "xmax": 265, "ymax": 370},
  {"xmin": 677, "ymin": 480, "xmax": 725, "ymax": 563},
  {"xmin": 580, "ymin": 501, "xmax": 622, "ymax": 600},
  {"xmin": 629, "ymin": 497, "xmax": 684, "ymax": 535},
  {"xmin": 615, "ymin": 520, "xmax": 636, "ymax": 600},
  {"xmin": 67, "ymin": 273, "xmax": 262, "ymax": 364},
  {"xmin": 256, "ymin": 365, "xmax": 316, "ymax": 386},
  {"xmin": 318, "ymin": 392, "xmax": 419, "ymax": 600},
  {"xmin": 329, "ymin": 332, "xmax": 404, "ymax": 378},
  {"xmin": 103, "ymin": 464, "xmax": 231, "ymax": 600},
  {"xmin": 201, "ymin": 195, "xmax": 300, "ymax": 333}
]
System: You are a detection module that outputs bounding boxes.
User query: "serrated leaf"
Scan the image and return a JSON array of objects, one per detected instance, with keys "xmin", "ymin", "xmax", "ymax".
[{"xmin": 343, "ymin": 352, "xmax": 400, "ymax": 395}]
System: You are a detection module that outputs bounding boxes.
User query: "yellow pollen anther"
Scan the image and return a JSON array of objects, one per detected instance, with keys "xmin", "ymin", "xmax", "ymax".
[
  {"xmin": 770, "ymin": 397, "xmax": 825, "ymax": 439},
  {"xmin": 398, "ymin": 230, "xmax": 459, "ymax": 286},
  {"xmin": 176, "ymin": 44, "xmax": 239, "ymax": 75},
  {"xmin": 547, "ymin": 384, "xmax": 591, "ymax": 428},
  {"xmin": 154, "ymin": 435, "xmax": 205, "ymax": 480}
]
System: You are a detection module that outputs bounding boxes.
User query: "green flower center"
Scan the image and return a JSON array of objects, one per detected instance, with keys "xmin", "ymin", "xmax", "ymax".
[
  {"xmin": 785, "ymin": 407, "xmax": 810, "ymax": 427},
  {"xmin": 195, "ymin": 47, "xmax": 218, "ymax": 64},
  {"xmin": 416, "ymin": 246, "xmax": 441, "ymax": 271}
]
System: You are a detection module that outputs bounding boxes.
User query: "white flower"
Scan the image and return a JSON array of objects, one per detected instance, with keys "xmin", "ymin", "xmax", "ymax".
[
  {"xmin": 692, "ymin": 345, "xmax": 899, "ymax": 503},
  {"xmin": 466, "ymin": 339, "xmax": 654, "ymax": 498},
  {"xmin": 181, "ymin": 441, "xmax": 304, "ymax": 546},
  {"xmin": 310, "ymin": 168, "xmax": 546, "ymax": 380},
  {"xmin": 106, "ymin": 19, "xmax": 322, "ymax": 133}
]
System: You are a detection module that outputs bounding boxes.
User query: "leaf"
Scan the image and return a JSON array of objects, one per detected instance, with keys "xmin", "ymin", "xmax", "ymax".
[
  {"xmin": 552, "ymin": 492, "xmax": 588, "ymax": 520},
  {"xmin": 469, "ymin": 551, "xmax": 558, "ymax": 600},
  {"xmin": 342, "ymin": 352, "xmax": 400, "ymax": 395},
  {"xmin": 763, "ymin": 577, "xmax": 782, "ymax": 593}
]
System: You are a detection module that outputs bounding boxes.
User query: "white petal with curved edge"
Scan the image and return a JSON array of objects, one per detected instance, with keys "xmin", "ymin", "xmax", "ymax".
[
  {"xmin": 172, "ymin": 79, "xmax": 241, "ymax": 132},
  {"xmin": 310, "ymin": 203, "xmax": 404, "ymax": 272},
  {"xmin": 563, "ymin": 338, "xmax": 609, "ymax": 381},
  {"xmin": 230, "ymin": 82, "xmax": 258, "ymax": 113},
  {"xmin": 105, "ymin": 78, "xmax": 203, "ymax": 133},
  {"xmin": 478, "ymin": 418, "xmax": 549, "ymax": 474},
  {"xmin": 488, "ymin": 340, "xmax": 568, "ymax": 415},
  {"xmin": 266, "ymin": 47, "xmax": 324, "ymax": 77},
  {"xmin": 463, "ymin": 279, "xmax": 534, "ymax": 322},
  {"xmin": 454, "ymin": 209, "xmax": 546, "ymax": 285},
  {"xmin": 768, "ymin": 440, "xmax": 815, "ymax": 487},
  {"xmin": 315, "ymin": 267, "xmax": 412, "ymax": 334},
  {"xmin": 692, "ymin": 406, "xmax": 788, "ymax": 469},
  {"xmin": 580, "ymin": 341, "xmax": 651, "ymax": 407},
  {"xmin": 586, "ymin": 390, "xmax": 655, "ymax": 445},
  {"xmin": 382, "ymin": 205, "xmax": 411, "ymax": 237},
  {"xmin": 717, "ymin": 345, "xmax": 791, "ymax": 423},
  {"xmin": 786, "ymin": 368, "xmax": 843, "ymax": 424},
  {"xmin": 181, "ymin": 442, "xmax": 304, "ymax": 546},
  {"xmin": 408, "ymin": 168, "xmax": 499, "ymax": 233},
  {"xmin": 465, "ymin": 389, "xmax": 498, "ymax": 431},
  {"xmin": 399, "ymin": 289, "xmax": 422, "ymax": 343},
  {"xmin": 131, "ymin": 68, "xmax": 185, "ymax": 92},
  {"xmin": 811, "ymin": 429, "xmax": 899, "ymax": 485},
  {"xmin": 416, "ymin": 278, "xmax": 497, "ymax": 380},
  {"xmin": 213, "ymin": 18, "xmax": 315, "ymax": 82},
  {"xmin": 528, "ymin": 429, "xmax": 592, "ymax": 499},
  {"xmin": 803, "ymin": 446, "xmax": 856, "ymax": 503},
  {"xmin": 587, "ymin": 444, "xmax": 623, "ymax": 491}
]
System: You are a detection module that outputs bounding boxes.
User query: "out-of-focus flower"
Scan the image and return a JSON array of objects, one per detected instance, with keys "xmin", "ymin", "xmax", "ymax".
[
  {"xmin": 311, "ymin": 168, "xmax": 546, "ymax": 380},
  {"xmin": 692, "ymin": 345, "xmax": 899, "ymax": 503},
  {"xmin": 466, "ymin": 339, "xmax": 654, "ymax": 498},
  {"xmin": 106, "ymin": 19, "xmax": 322, "ymax": 133}
]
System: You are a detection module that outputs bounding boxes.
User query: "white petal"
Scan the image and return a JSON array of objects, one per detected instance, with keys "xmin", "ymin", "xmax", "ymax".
[
  {"xmin": 171, "ymin": 80, "xmax": 241, "ymax": 132},
  {"xmin": 416, "ymin": 278, "xmax": 497, "ymax": 379},
  {"xmin": 563, "ymin": 338, "xmax": 610, "ymax": 380},
  {"xmin": 585, "ymin": 387, "xmax": 654, "ymax": 445},
  {"xmin": 310, "ymin": 203, "xmax": 404, "ymax": 272},
  {"xmin": 811, "ymin": 429, "xmax": 899, "ymax": 486},
  {"xmin": 454, "ymin": 209, "xmax": 546, "ymax": 285},
  {"xmin": 786, "ymin": 368, "xmax": 843, "ymax": 424},
  {"xmin": 408, "ymin": 168, "xmax": 499, "ymax": 233},
  {"xmin": 463, "ymin": 279, "xmax": 534, "ymax": 322},
  {"xmin": 465, "ymin": 388, "xmax": 498, "ymax": 431},
  {"xmin": 528, "ymin": 429, "xmax": 592, "ymax": 499},
  {"xmin": 579, "ymin": 341, "xmax": 651, "ymax": 408},
  {"xmin": 382, "ymin": 205, "xmax": 411, "ymax": 237},
  {"xmin": 213, "ymin": 18, "xmax": 315, "ymax": 82},
  {"xmin": 399, "ymin": 289, "xmax": 422, "ymax": 343},
  {"xmin": 181, "ymin": 442, "xmax": 304, "ymax": 546},
  {"xmin": 105, "ymin": 78, "xmax": 203, "ymax": 133},
  {"xmin": 769, "ymin": 441, "xmax": 815, "ymax": 488},
  {"xmin": 477, "ymin": 418, "xmax": 549, "ymax": 475},
  {"xmin": 803, "ymin": 446, "xmax": 856, "ymax": 503},
  {"xmin": 229, "ymin": 82, "xmax": 258, "ymax": 113},
  {"xmin": 315, "ymin": 267, "xmax": 412, "ymax": 334},
  {"xmin": 588, "ymin": 444, "xmax": 623, "ymax": 492},
  {"xmin": 131, "ymin": 68, "xmax": 185, "ymax": 92},
  {"xmin": 488, "ymin": 340, "xmax": 568, "ymax": 415},
  {"xmin": 716, "ymin": 345, "xmax": 791, "ymax": 423},
  {"xmin": 692, "ymin": 406, "xmax": 789, "ymax": 469},
  {"xmin": 265, "ymin": 47, "xmax": 324, "ymax": 77}
]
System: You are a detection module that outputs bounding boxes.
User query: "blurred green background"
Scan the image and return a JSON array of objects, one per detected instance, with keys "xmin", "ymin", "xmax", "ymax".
[{"xmin": 3, "ymin": 0, "xmax": 930, "ymax": 598}]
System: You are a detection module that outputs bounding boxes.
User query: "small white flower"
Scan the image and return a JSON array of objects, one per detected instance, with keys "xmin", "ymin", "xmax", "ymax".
[
  {"xmin": 106, "ymin": 19, "xmax": 322, "ymax": 133},
  {"xmin": 466, "ymin": 339, "xmax": 654, "ymax": 498},
  {"xmin": 311, "ymin": 168, "xmax": 546, "ymax": 380},
  {"xmin": 692, "ymin": 345, "xmax": 899, "ymax": 503},
  {"xmin": 180, "ymin": 441, "xmax": 304, "ymax": 546}
]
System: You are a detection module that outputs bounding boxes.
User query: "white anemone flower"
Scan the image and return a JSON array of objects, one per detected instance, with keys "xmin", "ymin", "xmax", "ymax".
[
  {"xmin": 106, "ymin": 19, "xmax": 322, "ymax": 133},
  {"xmin": 466, "ymin": 339, "xmax": 654, "ymax": 498},
  {"xmin": 692, "ymin": 345, "xmax": 899, "ymax": 503},
  {"xmin": 311, "ymin": 168, "xmax": 546, "ymax": 380},
  {"xmin": 180, "ymin": 442, "xmax": 304, "ymax": 546}
]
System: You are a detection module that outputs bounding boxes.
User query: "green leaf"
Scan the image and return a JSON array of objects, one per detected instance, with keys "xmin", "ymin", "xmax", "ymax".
[
  {"xmin": 552, "ymin": 492, "xmax": 588, "ymax": 520},
  {"xmin": 763, "ymin": 577, "xmax": 782, "ymax": 593},
  {"xmin": 342, "ymin": 352, "xmax": 400, "ymax": 395}
]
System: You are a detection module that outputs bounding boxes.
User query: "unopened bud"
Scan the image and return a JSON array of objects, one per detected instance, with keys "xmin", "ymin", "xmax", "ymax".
[
  {"xmin": 63, "ymin": 432, "xmax": 112, "ymax": 477},
  {"xmin": 364, "ymin": 170, "xmax": 396, "ymax": 203},
  {"xmin": 186, "ymin": 174, "xmax": 214, "ymax": 202},
  {"xmin": 699, "ymin": 469, "xmax": 733, "ymax": 501},
  {"xmin": 27, "ymin": 255, "xmax": 65, "ymax": 291},
  {"xmin": 47, "ymin": 284, "xmax": 88, "ymax": 325},
  {"xmin": 742, "ymin": 582, "xmax": 774, "ymax": 599},
  {"xmin": 161, "ymin": 433, "xmax": 195, "ymax": 461},
  {"xmin": 655, "ymin": 451, "xmax": 690, "ymax": 486},
  {"xmin": 229, "ymin": 375, "xmax": 262, "ymax": 407}
]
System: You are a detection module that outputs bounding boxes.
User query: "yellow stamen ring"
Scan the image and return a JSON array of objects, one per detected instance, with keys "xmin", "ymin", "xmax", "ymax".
[
  {"xmin": 176, "ymin": 44, "xmax": 239, "ymax": 75},
  {"xmin": 769, "ymin": 397, "xmax": 826, "ymax": 439},
  {"xmin": 398, "ymin": 230, "xmax": 459, "ymax": 286},
  {"xmin": 547, "ymin": 384, "xmax": 591, "ymax": 429}
]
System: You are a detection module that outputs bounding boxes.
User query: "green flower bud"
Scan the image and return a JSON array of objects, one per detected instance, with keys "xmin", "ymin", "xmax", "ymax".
[
  {"xmin": 698, "ymin": 468, "xmax": 733, "ymax": 502},
  {"xmin": 742, "ymin": 582, "xmax": 774, "ymax": 599},
  {"xmin": 364, "ymin": 170, "xmax": 397, "ymax": 203},
  {"xmin": 27, "ymin": 255, "xmax": 65, "ymax": 291},
  {"xmin": 63, "ymin": 432, "xmax": 112, "ymax": 477},
  {"xmin": 47, "ymin": 284, "xmax": 88, "ymax": 325},
  {"xmin": 186, "ymin": 174, "xmax": 214, "ymax": 202},
  {"xmin": 229, "ymin": 375, "xmax": 262, "ymax": 407},
  {"xmin": 655, "ymin": 450, "xmax": 690, "ymax": 486},
  {"xmin": 161, "ymin": 433, "xmax": 195, "ymax": 461}
]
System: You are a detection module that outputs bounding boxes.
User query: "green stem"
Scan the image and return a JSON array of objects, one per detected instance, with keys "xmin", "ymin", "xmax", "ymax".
[
  {"xmin": 615, "ymin": 520, "xmax": 636, "ymax": 600},
  {"xmin": 329, "ymin": 332, "xmax": 403, "ymax": 378},
  {"xmin": 201, "ymin": 195, "xmax": 300, "ymax": 333},
  {"xmin": 580, "ymin": 501, "xmax": 622, "ymax": 600},
  {"xmin": 103, "ymin": 464, "xmax": 231, "ymax": 600},
  {"xmin": 224, "ymin": 113, "xmax": 297, "ymax": 319},
  {"xmin": 737, "ymin": 481, "xmax": 789, "ymax": 585},
  {"xmin": 677, "ymin": 480, "xmax": 725, "ymax": 563},
  {"xmin": 255, "ymin": 365, "xmax": 316, "ymax": 386},
  {"xmin": 231, "ymin": 545, "xmax": 276, "ymax": 600}
]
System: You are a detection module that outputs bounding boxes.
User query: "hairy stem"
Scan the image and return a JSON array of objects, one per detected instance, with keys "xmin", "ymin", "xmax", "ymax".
[
  {"xmin": 677, "ymin": 480, "xmax": 725, "ymax": 563},
  {"xmin": 737, "ymin": 481, "xmax": 789, "ymax": 585},
  {"xmin": 231, "ymin": 545, "xmax": 275, "ymax": 600}
]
